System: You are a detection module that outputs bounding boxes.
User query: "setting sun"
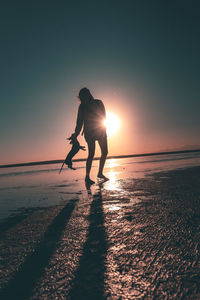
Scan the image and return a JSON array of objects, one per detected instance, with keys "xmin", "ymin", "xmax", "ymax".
[{"xmin": 104, "ymin": 112, "xmax": 121, "ymax": 137}]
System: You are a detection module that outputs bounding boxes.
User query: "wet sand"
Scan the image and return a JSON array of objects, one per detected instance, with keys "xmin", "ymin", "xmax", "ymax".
[{"xmin": 0, "ymin": 161, "xmax": 200, "ymax": 299}]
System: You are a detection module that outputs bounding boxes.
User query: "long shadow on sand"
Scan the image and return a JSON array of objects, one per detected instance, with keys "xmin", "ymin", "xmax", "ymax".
[
  {"xmin": 0, "ymin": 198, "xmax": 78, "ymax": 300},
  {"xmin": 68, "ymin": 184, "xmax": 108, "ymax": 300},
  {"xmin": 0, "ymin": 208, "xmax": 44, "ymax": 239}
]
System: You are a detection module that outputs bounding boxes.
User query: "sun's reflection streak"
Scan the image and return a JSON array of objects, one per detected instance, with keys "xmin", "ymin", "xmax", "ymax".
[
  {"xmin": 104, "ymin": 171, "xmax": 121, "ymax": 191},
  {"xmin": 107, "ymin": 159, "xmax": 117, "ymax": 169},
  {"xmin": 103, "ymin": 171, "xmax": 124, "ymax": 214}
]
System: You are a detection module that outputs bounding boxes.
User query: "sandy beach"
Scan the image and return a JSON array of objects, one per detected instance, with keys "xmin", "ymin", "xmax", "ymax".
[{"xmin": 0, "ymin": 152, "xmax": 200, "ymax": 299}]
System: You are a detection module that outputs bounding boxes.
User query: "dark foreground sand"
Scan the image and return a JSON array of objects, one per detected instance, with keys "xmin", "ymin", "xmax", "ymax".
[{"xmin": 0, "ymin": 166, "xmax": 200, "ymax": 299}]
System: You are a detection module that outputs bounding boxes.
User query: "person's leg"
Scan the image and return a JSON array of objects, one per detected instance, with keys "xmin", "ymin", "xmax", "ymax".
[
  {"xmin": 97, "ymin": 136, "xmax": 108, "ymax": 179},
  {"xmin": 85, "ymin": 139, "xmax": 95, "ymax": 183}
]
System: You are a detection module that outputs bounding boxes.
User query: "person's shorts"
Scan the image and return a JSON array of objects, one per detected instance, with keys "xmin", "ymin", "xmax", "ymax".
[{"xmin": 84, "ymin": 131, "xmax": 107, "ymax": 143}]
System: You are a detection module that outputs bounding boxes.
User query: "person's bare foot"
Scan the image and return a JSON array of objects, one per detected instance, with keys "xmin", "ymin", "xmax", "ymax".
[
  {"xmin": 85, "ymin": 176, "xmax": 95, "ymax": 185},
  {"xmin": 97, "ymin": 173, "xmax": 109, "ymax": 181}
]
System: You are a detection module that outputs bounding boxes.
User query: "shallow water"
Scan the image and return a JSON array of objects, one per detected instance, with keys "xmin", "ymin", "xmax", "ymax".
[{"xmin": 0, "ymin": 151, "xmax": 200, "ymax": 221}]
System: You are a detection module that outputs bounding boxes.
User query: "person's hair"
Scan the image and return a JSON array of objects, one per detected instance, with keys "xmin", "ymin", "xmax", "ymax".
[{"xmin": 78, "ymin": 87, "xmax": 94, "ymax": 106}]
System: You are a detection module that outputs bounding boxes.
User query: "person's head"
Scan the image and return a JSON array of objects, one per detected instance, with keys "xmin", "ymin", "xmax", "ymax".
[{"xmin": 78, "ymin": 87, "xmax": 94, "ymax": 105}]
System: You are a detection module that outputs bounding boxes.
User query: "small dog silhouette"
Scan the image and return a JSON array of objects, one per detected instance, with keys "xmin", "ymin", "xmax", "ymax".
[{"xmin": 59, "ymin": 135, "xmax": 86, "ymax": 173}]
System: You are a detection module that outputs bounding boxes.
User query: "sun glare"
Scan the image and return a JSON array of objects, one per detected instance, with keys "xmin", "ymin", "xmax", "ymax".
[{"xmin": 104, "ymin": 112, "xmax": 121, "ymax": 137}]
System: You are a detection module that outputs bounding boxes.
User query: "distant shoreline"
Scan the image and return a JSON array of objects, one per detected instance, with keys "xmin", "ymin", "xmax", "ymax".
[{"xmin": 0, "ymin": 149, "xmax": 200, "ymax": 169}]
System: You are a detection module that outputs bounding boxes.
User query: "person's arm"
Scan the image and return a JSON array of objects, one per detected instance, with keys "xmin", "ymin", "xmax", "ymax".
[{"xmin": 73, "ymin": 105, "xmax": 84, "ymax": 137}]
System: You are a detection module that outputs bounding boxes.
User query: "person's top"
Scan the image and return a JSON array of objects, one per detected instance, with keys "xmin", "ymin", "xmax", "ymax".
[{"xmin": 74, "ymin": 99, "xmax": 106, "ymax": 141}]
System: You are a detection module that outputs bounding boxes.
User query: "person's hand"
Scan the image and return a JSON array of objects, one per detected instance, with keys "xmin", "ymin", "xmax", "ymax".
[
  {"xmin": 67, "ymin": 133, "xmax": 76, "ymax": 140},
  {"xmin": 79, "ymin": 145, "xmax": 86, "ymax": 151}
]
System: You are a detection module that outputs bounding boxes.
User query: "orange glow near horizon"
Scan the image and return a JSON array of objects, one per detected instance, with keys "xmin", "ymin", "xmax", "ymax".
[{"xmin": 104, "ymin": 112, "xmax": 121, "ymax": 137}]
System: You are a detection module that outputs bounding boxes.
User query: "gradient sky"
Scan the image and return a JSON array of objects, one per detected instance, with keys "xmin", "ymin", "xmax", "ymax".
[{"xmin": 0, "ymin": 0, "xmax": 200, "ymax": 164}]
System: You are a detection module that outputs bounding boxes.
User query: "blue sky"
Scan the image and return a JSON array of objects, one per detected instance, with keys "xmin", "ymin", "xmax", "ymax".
[{"xmin": 0, "ymin": 0, "xmax": 200, "ymax": 164}]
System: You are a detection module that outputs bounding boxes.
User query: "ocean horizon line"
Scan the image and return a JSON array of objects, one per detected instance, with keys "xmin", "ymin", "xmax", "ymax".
[{"xmin": 0, "ymin": 149, "xmax": 200, "ymax": 169}]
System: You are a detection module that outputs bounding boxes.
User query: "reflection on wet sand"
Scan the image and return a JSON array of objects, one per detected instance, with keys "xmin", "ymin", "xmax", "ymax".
[
  {"xmin": 107, "ymin": 159, "xmax": 118, "ymax": 169},
  {"xmin": 102, "ymin": 166, "xmax": 200, "ymax": 298},
  {"xmin": 105, "ymin": 171, "xmax": 121, "ymax": 191},
  {"xmin": 0, "ymin": 155, "xmax": 200, "ymax": 298}
]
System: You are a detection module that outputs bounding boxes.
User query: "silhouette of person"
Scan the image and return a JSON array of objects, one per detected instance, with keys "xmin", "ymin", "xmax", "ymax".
[{"xmin": 71, "ymin": 87, "xmax": 108, "ymax": 184}]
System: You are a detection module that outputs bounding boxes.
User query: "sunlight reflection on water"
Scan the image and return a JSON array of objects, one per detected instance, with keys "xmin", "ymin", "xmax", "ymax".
[
  {"xmin": 104, "ymin": 171, "xmax": 121, "ymax": 191},
  {"xmin": 0, "ymin": 152, "xmax": 199, "ymax": 221},
  {"xmin": 107, "ymin": 159, "xmax": 118, "ymax": 169},
  {"xmin": 108, "ymin": 205, "xmax": 121, "ymax": 211}
]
